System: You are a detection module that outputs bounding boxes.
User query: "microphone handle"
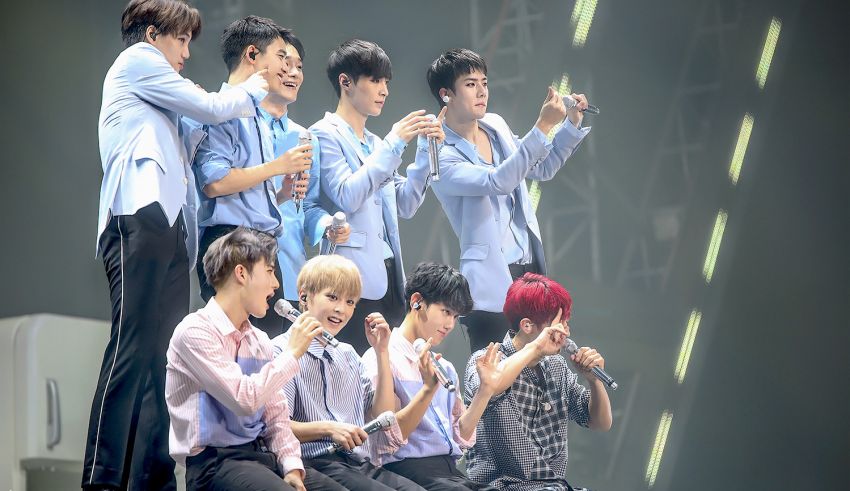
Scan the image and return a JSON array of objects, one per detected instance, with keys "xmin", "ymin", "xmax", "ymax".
[
  {"xmin": 590, "ymin": 366, "xmax": 617, "ymax": 390},
  {"xmin": 429, "ymin": 352, "xmax": 456, "ymax": 392},
  {"xmin": 427, "ymin": 136, "xmax": 440, "ymax": 181}
]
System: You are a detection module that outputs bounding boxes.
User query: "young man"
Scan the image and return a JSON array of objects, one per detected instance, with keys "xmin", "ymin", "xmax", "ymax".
[
  {"xmin": 271, "ymin": 255, "xmax": 437, "ymax": 490},
  {"xmin": 86, "ymin": 1, "xmax": 271, "ymax": 489},
  {"xmin": 362, "ymin": 262, "xmax": 501, "ymax": 490},
  {"xmin": 307, "ymin": 39, "xmax": 445, "ymax": 354},
  {"xmin": 257, "ymin": 27, "xmax": 351, "ymax": 319},
  {"xmin": 191, "ymin": 16, "xmax": 314, "ymax": 336},
  {"xmin": 426, "ymin": 48, "xmax": 591, "ymax": 352},
  {"xmin": 464, "ymin": 273, "xmax": 613, "ymax": 490},
  {"xmin": 165, "ymin": 227, "xmax": 345, "ymax": 491}
]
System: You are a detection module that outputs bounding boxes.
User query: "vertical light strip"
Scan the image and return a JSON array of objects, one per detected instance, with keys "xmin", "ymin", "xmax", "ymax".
[
  {"xmin": 674, "ymin": 310, "xmax": 703, "ymax": 383},
  {"xmin": 755, "ymin": 17, "xmax": 782, "ymax": 89},
  {"xmin": 702, "ymin": 210, "xmax": 728, "ymax": 283},
  {"xmin": 528, "ymin": 180, "xmax": 542, "ymax": 211},
  {"xmin": 572, "ymin": 0, "xmax": 598, "ymax": 47},
  {"xmin": 570, "ymin": 0, "xmax": 586, "ymax": 25},
  {"xmin": 728, "ymin": 114, "xmax": 754, "ymax": 185},
  {"xmin": 645, "ymin": 410, "xmax": 674, "ymax": 487}
]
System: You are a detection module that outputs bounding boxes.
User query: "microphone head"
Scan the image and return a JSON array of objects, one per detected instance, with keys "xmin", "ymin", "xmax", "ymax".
[
  {"xmin": 564, "ymin": 338, "xmax": 579, "ymax": 354},
  {"xmin": 298, "ymin": 130, "xmax": 312, "ymax": 145},
  {"xmin": 412, "ymin": 338, "xmax": 428, "ymax": 354},
  {"xmin": 331, "ymin": 211, "xmax": 346, "ymax": 227},
  {"xmin": 378, "ymin": 410, "xmax": 396, "ymax": 428},
  {"xmin": 274, "ymin": 299, "xmax": 299, "ymax": 318}
]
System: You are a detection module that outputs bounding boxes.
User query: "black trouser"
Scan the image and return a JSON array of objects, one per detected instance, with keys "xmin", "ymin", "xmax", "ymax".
[
  {"xmin": 83, "ymin": 203, "xmax": 187, "ymax": 490},
  {"xmin": 464, "ymin": 262, "xmax": 542, "ymax": 353},
  {"xmin": 186, "ymin": 438, "xmax": 346, "ymax": 491},
  {"xmin": 197, "ymin": 225, "xmax": 286, "ymax": 338},
  {"xmin": 305, "ymin": 453, "xmax": 424, "ymax": 491},
  {"xmin": 338, "ymin": 258, "xmax": 405, "ymax": 354},
  {"xmin": 383, "ymin": 455, "xmax": 497, "ymax": 490}
]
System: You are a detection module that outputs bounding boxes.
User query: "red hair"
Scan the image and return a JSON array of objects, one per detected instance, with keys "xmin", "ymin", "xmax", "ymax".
[{"xmin": 503, "ymin": 273, "xmax": 572, "ymax": 330}]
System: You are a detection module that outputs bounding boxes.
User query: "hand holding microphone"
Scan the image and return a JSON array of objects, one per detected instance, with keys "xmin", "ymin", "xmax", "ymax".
[
  {"xmin": 565, "ymin": 339, "xmax": 617, "ymax": 390},
  {"xmin": 426, "ymin": 106, "xmax": 447, "ymax": 181},
  {"xmin": 274, "ymin": 299, "xmax": 340, "ymax": 348},
  {"xmin": 291, "ymin": 131, "xmax": 312, "ymax": 212},
  {"xmin": 323, "ymin": 211, "xmax": 348, "ymax": 255},
  {"xmin": 324, "ymin": 411, "xmax": 396, "ymax": 455},
  {"xmin": 413, "ymin": 337, "xmax": 456, "ymax": 392}
]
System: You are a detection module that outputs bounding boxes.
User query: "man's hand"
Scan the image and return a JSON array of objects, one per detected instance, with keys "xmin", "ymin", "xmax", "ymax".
[
  {"xmin": 569, "ymin": 346, "xmax": 605, "ymax": 383},
  {"xmin": 240, "ymin": 68, "xmax": 270, "ymax": 95},
  {"xmin": 566, "ymin": 92, "xmax": 588, "ymax": 128},
  {"xmin": 268, "ymin": 143, "xmax": 313, "ymax": 176},
  {"xmin": 328, "ymin": 223, "xmax": 351, "ymax": 245},
  {"xmin": 476, "ymin": 342, "xmax": 505, "ymax": 396},
  {"xmin": 390, "ymin": 110, "xmax": 434, "ymax": 144},
  {"xmin": 535, "ymin": 86, "xmax": 567, "ymax": 135},
  {"xmin": 286, "ymin": 314, "xmax": 324, "ymax": 358},
  {"xmin": 529, "ymin": 308, "xmax": 568, "ymax": 356},
  {"xmin": 423, "ymin": 106, "xmax": 448, "ymax": 144},
  {"xmin": 364, "ymin": 312, "xmax": 391, "ymax": 352},
  {"xmin": 279, "ymin": 172, "xmax": 309, "ymax": 203},
  {"xmin": 416, "ymin": 337, "xmax": 440, "ymax": 389},
  {"xmin": 325, "ymin": 421, "xmax": 368, "ymax": 451},
  {"xmin": 283, "ymin": 470, "xmax": 306, "ymax": 491}
]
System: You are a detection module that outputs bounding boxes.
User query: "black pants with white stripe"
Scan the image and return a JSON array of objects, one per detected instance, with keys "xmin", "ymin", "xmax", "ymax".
[{"xmin": 82, "ymin": 203, "xmax": 188, "ymax": 490}]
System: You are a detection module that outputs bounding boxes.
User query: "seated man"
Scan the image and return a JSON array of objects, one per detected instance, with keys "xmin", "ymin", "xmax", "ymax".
[
  {"xmin": 363, "ymin": 262, "xmax": 501, "ymax": 490},
  {"xmin": 165, "ymin": 227, "xmax": 344, "ymax": 491},
  {"xmin": 271, "ymin": 255, "xmax": 438, "ymax": 491},
  {"xmin": 464, "ymin": 273, "xmax": 613, "ymax": 490},
  {"xmin": 191, "ymin": 16, "xmax": 314, "ymax": 336}
]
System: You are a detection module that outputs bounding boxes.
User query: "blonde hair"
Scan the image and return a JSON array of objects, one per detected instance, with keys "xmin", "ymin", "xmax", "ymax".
[{"xmin": 297, "ymin": 255, "xmax": 362, "ymax": 304}]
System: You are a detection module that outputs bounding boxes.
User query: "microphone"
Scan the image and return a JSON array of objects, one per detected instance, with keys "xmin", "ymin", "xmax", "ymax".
[
  {"xmin": 562, "ymin": 95, "xmax": 600, "ymax": 115},
  {"xmin": 413, "ymin": 338, "xmax": 456, "ymax": 392},
  {"xmin": 427, "ymin": 114, "xmax": 440, "ymax": 181},
  {"xmin": 324, "ymin": 410, "xmax": 396, "ymax": 455},
  {"xmin": 292, "ymin": 131, "xmax": 312, "ymax": 213},
  {"xmin": 324, "ymin": 211, "xmax": 347, "ymax": 256},
  {"xmin": 564, "ymin": 339, "xmax": 617, "ymax": 390},
  {"xmin": 273, "ymin": 299, "xmax": 339, "ymax": 348}
]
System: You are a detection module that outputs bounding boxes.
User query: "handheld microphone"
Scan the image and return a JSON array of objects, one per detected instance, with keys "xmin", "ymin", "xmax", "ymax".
[
  {"xmin": 273, "ymin": 299, "xmax": 339, "ymax": 348},
  {"xmin": 562, "ymin": 95, "xmax": 600, "ymax": 115},
  {"xmin": 323, "ymin": 211, "xmax": 347, "ymax": 256},
  {"xmin": 324, "ymin": 411, "xmax": 396, "ymax": 455},
  {"xmin": 426, "ymin": 114, "xmax": 440, "ymax": 181},
  {"xmin": 564, "ymin": 339, "xmax": 617, "ymax": 390},
  {"xmin": 292, "ymin": 131, "xmax": 312, "ymax": 213},
  {"xmin": 413, "ymin": 338, "xmax": 456, "ymax": 392}
]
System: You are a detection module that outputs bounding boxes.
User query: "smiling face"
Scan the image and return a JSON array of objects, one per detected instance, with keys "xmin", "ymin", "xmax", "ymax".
[
  {"xmin": 346, "ymin": 75, "xmax": 389, "ymax": 117},
  {"xmin": 240, "ymin": 258, "xmax": 279, "ymax": 319},
  {"xmin": 276, "ymin": 43, "xmax": 303, "ymax": 104},
  {"xmin": 252, "ymin": 36, "xmax": 291, "ymax": 98},
  {"xmin": 149, "ymin": 30, "xmax": 192, "ymax": 72},
  {"xmin": 304, "ymin": 287, "xmax": 357, "ymax": 335},
  {"xmin": 446, "ymin": 69, "xmax": 488, "ymax": 121},
  {"xmin": 414, "ymin": 301, "xmax": 460, "ymax": 347}
]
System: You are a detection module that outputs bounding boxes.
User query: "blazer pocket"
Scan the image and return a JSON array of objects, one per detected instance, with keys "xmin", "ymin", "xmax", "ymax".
[
  {"xmin": 132, "ymin": 146, "xmax": 166, "ymax": 174},
  {"xmin": 460, "ymin": 243, "xmax": 489, "ymax": 261},
  {"xmin": 343, "ymin": 231, "xmax": 367, "ymax": 248}
]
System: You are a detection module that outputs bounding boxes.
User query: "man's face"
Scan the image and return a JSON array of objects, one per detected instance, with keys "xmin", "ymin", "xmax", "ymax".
[
  {"xmin": 276, "ymin": 43, "xmax": 303, "ymax": 105},
  {"xmin": 348, "ymin": 76, "xmax": 390, "ymax": 117},
  {"xmin": 304, "ymin": 287, "xmax": 357, "ymax": 336},
  {"xmin": 150, "ymin": 31, "xmax": 192, "ymax": 72},
  {"xmin": 253, "ymin": 37, "xmax": 291, "ymax": 98},
  {"xmin": 448, "ymin": 69, "xmax": 488, "ymax": 121},
  {"xmin": 414, "ymin": 301, "xmax": 459, "ymax": 347},
  {"xmin": 241, "ymin": 258, "xmax": 279, "ymax": 319}
]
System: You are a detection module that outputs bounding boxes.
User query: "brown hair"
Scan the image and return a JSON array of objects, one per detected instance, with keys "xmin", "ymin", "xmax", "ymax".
[
  {"xmin": 202, "ymin": 228, "xmax": 278, "ymax": 292},
  {"xmin": 121, "ymin": 0, "xmax": 201, "ymax": 47}
]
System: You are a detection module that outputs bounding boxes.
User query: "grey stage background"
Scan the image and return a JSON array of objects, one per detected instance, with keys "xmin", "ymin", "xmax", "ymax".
[{"xmin": 1, "ymin": 0, "xmax": 848, "ymax": 489}]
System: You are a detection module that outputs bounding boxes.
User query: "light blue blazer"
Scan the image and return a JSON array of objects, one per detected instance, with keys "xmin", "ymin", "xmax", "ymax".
[
  {"xmin": 308, "ymin": 112, "xmax": 430, "ymax": 300},
  {"xmin": 96, "ymin": 42, "xmax": 265, "ymax": 266},
  {"xmin": 431, "ymin": 113, "xmax": 589, "ymax": 312}
]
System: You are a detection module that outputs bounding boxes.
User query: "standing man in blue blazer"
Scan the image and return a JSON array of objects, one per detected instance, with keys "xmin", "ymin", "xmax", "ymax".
[
  {"xmin": 86, "ymin": 1, "xmax": 272, "ymax": 489},
  {"xmin": 426, "ymin": 48, "xmax": 591, "ymax": 352},
  {"xmin": 308, "ymin": 39, "xmax": 445, "ymax": 354}
]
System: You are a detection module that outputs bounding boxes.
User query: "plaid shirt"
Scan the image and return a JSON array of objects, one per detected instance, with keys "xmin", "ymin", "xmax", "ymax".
[{"xmin": 464, "ymin": 331, "xmax": 591, "ymax": 491}]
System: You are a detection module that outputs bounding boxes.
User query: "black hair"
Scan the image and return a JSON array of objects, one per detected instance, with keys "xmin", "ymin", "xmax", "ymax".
[
  {"xmin": 220, "ymin": 15, "xmax": 305, "ymax": 74},
  {"xmin": 121, "ymin": 0, "xmax": 201, "ymax": 48},
  {"xmin": 326, "ymin": 39, "xmax": 392, "ymax": 98},
  {"xmin": 426, "ymin": 48, "xmax": 488, "ymax": 107},
  {"xmin": 404, "ymin": 262, "xmax": 473, "ymax": 316}
]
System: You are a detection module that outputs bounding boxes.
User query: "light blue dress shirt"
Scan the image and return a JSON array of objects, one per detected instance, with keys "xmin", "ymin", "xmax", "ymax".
[
  {"xmin": 190, "ymin": 83, "xmax": 283, "ymax": 238},
  {"xmin": 258, "ymin": 108, "xmax": 328, "ymax": 300},
  {"xmin": 96, "ymin": 42, "xmax": 266, "ymax": 267}
]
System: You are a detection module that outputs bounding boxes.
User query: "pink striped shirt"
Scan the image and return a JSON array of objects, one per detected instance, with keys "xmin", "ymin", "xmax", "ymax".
[{"xmin": 165, "ymin": 298, "xmax": 303, "ymax": 476}]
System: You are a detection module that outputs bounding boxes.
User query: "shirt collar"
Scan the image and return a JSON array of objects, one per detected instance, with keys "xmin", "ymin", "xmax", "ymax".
[
  {"xmin": 257, "ymin": 106, "xmax": 289, "ymax": 132},
  {"xmin": 205, "ymin": 297, "xmax": 252, "ymax": 338},
  {"xmin": 324, "ymin": 112, "xmax": 374, "ymax": 150},
  {"xmin": 501, "ymin": 330, "xmax": 549, "ymax": 371},
  {"xmin": 390, "ymin": 328, "xmax": 419, "ymax": 363},
  {"xmin": 443, "ymin": 122, "xmax": 498, "ymax": 165},
  {"xmin": 306, "ymin": 336, "xmax": 340, "ymax": 364}
]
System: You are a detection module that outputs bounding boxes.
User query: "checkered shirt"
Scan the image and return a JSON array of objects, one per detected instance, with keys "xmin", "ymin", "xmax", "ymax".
[{"xmin": 463, "ymin": 331, "xmax": 591, "ymax": 491}]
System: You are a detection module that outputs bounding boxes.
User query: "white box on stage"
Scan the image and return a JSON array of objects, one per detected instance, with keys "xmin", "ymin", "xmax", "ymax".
[{"xmin": 0, "ymin": 314, "xmax": 109, "ymax": 491}]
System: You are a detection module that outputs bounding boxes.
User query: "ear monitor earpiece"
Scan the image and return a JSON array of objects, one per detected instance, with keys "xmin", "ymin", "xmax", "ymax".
[
  {"xmin": 412, "ymin": 302, "xmax": 421, "ymax": 310},
  {"xmin": 249, "ymin": 50, "xmax": 257, "ymax": 60},
  {"xmin": 442, "ymin": 95, "xmax": 451, "ymax": 103},
  {"xmin": 150, "ymin": 31, "xmax": 158, "ymax": 41},
  {"xmin": 300, "ymin": 294, "xmax": 307, "ymax": 302},
  {"xmin": 342, "ymin": 77, "xmax": 351, "ymax": 87}
]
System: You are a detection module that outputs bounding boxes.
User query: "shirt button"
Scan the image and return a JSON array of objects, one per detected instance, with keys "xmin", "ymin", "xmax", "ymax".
[{"xmin": 378, "ymin": 232, "xmax": 384, "ymax": 240}]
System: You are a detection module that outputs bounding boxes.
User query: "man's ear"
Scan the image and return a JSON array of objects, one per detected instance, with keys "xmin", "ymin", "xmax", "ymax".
[
  {"xmin": 145, "ymin": 25, "xmax": 158, "ymax": 43},
  {"xmin": 519, "ymin": 317, "xmax": 535, "ymax": 335},
  {"xmin": 233, "ymin": 264, "xmax": 248, "ymax": 285}
]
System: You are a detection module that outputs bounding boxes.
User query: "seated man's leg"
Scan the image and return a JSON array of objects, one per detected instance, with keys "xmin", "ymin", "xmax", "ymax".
[
  {"xmin": 383, "ymin": 456, "xmax": 496, "ymax": 491},
  {"xmin": 306, "ymin": 455, "xmax": 423, "ymax": 491},
  {"xmin": 186, "ymin": 445, "xmax": 296, "ymax": 491},
  {"xmin": 303, "ymin": 466, "xmax": 348, "ymax": 491}
]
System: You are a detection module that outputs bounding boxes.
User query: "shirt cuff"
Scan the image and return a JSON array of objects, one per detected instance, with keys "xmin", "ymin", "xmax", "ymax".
[
  {"xmin": 272, "ymin": 349, "xmax": 301, "ymax": 381},
  {"xmin": 528, "ymin": 126, "xmax": 548, "ymax": 145},
  {"xmin": 455, "ymin": 427, "xmax": 476, "ymax": 450},
  {"xmin": 198, "ymin": 164, "xmax": 232, "ymax": 187},
  {"xmin": 385, "ymin": 133, "xmax": 408, "ymax": 157},
  {"xmin": 279, "ymin": 456, "xmax": 305, "ymax": 479},
  {"xmin": 242, "ymin": 84, "xmax": 268, "ymax": 106}
]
